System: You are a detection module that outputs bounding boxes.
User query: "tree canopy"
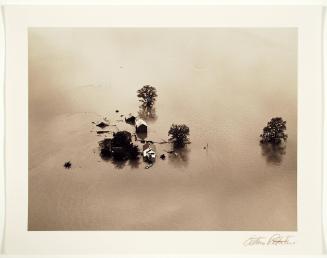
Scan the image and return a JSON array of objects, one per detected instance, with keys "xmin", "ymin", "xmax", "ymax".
[
  {"xmin": 112, "ymin": 131, "xmax": 132, "ymax": 147},
  {"xmin": 99, "ymin": 131, "xmax": 140, "ymax": 161},
  {"xmin": 168, "ymin": 124, "xmax": 190, "ymax": 148},
  {"xmin": 260, "ymin": 117, "xmax": 288, "ymax": 145},
  {"xmin": 137, "ymin": 85, "xmax": 158, "ymax": 108}
]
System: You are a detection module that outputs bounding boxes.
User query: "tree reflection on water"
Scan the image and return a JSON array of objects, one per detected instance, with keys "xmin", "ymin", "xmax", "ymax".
[
  {"xmin": 260, "ymin": 143, "xmax": 286, "ymax": 165},
  {"xmin": 168, "ymin": 146, "xmax": 190, "ymax": 167},
  {"xmin": 138, "ymin": 105, "xmax": 157, "ymax": 122}
]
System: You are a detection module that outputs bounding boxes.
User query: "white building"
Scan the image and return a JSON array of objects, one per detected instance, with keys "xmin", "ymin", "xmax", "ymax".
[{"xmin": 142, "ymin": 143, "xmax": 156, "ymax": 162}]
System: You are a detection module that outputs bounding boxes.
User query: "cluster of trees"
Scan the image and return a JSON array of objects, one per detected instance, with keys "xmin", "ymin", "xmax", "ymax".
[
  {"xmin": 99, "ymin": 85, "xmax": 288, "ymax": 166},
  {"xmin": 137, "ymin": 85, "xmax": 190, "ymax": 148},
  {"xmin": 102, "ymin": 85, "xmax": 287, "ymax": 164},
  {"xmin": 99, "ymin": 85, "xmax": 191, "ymax": 163},
  {"xmin": 99, "ymin": 131, "xmax": 140, "ymax": 161}
]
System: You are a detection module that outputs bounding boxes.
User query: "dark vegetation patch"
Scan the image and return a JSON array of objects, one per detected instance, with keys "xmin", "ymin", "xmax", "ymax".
[
  {"xmin": 99, "ymin": 130, "xmax": 140, "ymax": 161},
  {"xmin": 260, "ymin": 117, "xmax": 287, "ymax": 145},
  {"xmin": 96, "ymin": 122, "xmax": 109, "ymax": 128},
  {"xmin": 97, "ymin": 130, "xmax": 110, "ymax": 134},
  {"xmin": 168, "ymin": 124, "xmax": 190, "ymax": 148},
  {"xmin": 64, "ymin": 161, "xmax": 72, "ymax": 169},
  {"xmin": 259, "ymin": 117, "xmax": 288, "ymax": 165}
]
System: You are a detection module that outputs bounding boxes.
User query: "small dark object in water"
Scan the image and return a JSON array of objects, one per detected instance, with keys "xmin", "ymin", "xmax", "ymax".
[
  {"xmin": 64, "ymin": 161, "xmax": 71, "ymax": 169},
  {"xmin": 160, "ymin": 154, "xmax": 166, "ymax": 160},
  {"xmin": 145, "ymin": 163, "xmax": 153, "ymax": 169},
  {"xmin": 120, "ymin": 114, "xmax": 124, "ymax": 117},
  {"xmin": 97, "ymin": 131, "xmax": 110, "ymax": 134},
  {"xmin": 96, "ymin": 122, "xmax": 109, "ymax": 128},
  {"xmin": 125, "ymin": 115, "xmax": 136, "ymax": 124},
  {"xmin": 115, "ymin": 110, "xmax": 119, "ymax": 113}
]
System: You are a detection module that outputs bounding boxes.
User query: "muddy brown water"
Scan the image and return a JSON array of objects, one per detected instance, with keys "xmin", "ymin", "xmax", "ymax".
[{"xmin": 28, "ymin": 28, "xmax": 297, "ymax": 230}]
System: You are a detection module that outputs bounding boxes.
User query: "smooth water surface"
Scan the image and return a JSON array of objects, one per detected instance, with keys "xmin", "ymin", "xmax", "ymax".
[{"xmin": 28, "ymin": 28, "xmax": 297, "ymax": 230}]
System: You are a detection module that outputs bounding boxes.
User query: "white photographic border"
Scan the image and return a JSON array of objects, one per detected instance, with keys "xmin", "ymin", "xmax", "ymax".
[{"xmin": 0, "ymin": 2, "xmax": 326, "ymax": 256}]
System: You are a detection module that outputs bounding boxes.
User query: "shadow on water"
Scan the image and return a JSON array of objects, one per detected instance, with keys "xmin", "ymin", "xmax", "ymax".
[
  {"xmin": 111, "ymin": 159, "xmax": 127, "ymax": 169},
  {"xmin": 129, "ymin": 158, "xmax": 141, "ymax": 169},
  {"xmin": 138, "ymin": 105, "xmax": 157, "ymax": 122},
  {"xmin": 99, "ymin": 142, "xmax": 140, "ymax": 170},
  {"xmin": 168, "ymin": 146, "xmax": 190, "ymax": 168},
  {"xmin": 136, "ymin": 131, "xmax": 148, "ymax": 141},
  {"xmin": 260, "ymin": 143, "xmax": 286, "ymax": 165},
  {"xmin": 100, "ymin": 153, "xmax": 141, "ymax": 170}
]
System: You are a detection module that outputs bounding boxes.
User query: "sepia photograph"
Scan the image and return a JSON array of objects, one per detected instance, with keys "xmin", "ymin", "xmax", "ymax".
[{"xmin": 28, "ymin": 28, "xmax": 297, "ymax": 231}]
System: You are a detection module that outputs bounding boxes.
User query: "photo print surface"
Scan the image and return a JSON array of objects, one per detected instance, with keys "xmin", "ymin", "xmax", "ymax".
[{"xmin": 28, "ymin": 28, "xmax": 297, "ymax": 231}]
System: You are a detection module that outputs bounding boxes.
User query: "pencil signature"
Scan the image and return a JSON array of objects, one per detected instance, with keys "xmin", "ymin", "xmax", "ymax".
[{"xmin": 243, "ymin": 234, "xmax": 295, "ymax": 247}]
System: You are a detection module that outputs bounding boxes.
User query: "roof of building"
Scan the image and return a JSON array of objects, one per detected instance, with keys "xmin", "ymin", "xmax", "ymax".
[
  {"xmin": 125, "ymin": 114, "xmax": 136, "ymax": 120},
  {"xmin": 143, "ymin": 143, "xmax": 150, "ymax": 151},
  {"xmin": 135, "ymin": 119, "xmax": 147, "ymax": 128},
  {"xmin": 143, "ymin": 148, "xmax": 156, "ymax": 159},
  {"xmin": 143, "ymin": 143, "xmax": 156, "ymax": 151},
  {"xmin": 144, "ymin": 149, "xmax": 156, "ymax": 155}
]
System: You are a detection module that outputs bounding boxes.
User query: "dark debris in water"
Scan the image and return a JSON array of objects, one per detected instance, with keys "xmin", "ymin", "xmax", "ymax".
[
  {"xmin": 97, "ymin": 130, "xmax": 110, "ymax": 134},
  {"xmin": 115, "ymin": 110, "xmax": 119, "ymax": 113},
  {"xmin": 96, "ymin": 122, "xmax": 109, "ymax": 128},
  {"xmin": 145, "ymin": 163, "xmax": 153, "ymax": 169},
  {"xmin": 64, "ymin": 161, "xmax": 72, "ymax": 169},
  {"xmin": 160, "ymin": 154, "xmax": 166, "ymax": 160}
]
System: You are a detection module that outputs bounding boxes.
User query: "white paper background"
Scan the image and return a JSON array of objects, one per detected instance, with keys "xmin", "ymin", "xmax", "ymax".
[{"xmin": 0, "ymin": 3, "xmax": 325, "ymax": 256}]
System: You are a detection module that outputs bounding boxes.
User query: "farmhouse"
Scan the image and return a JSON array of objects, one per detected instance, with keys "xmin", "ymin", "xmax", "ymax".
[
  {"xmin": 143, "ymin": 143, "xmax": 156, "ymax": 162},
  {"xmin": 135, "ymin": 119, "xmax": 148, "ymax": 133}
]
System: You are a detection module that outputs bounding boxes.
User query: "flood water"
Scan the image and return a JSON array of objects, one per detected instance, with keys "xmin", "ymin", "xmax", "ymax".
[{"xmin": 28, "ymin": 28, "xmax": 297, "ymax": 231}]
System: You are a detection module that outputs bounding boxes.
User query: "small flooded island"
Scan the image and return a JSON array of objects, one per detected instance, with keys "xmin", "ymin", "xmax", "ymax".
[{"xmin": 94, "ymin": 85, "xmax": 191, "ymax": 169}]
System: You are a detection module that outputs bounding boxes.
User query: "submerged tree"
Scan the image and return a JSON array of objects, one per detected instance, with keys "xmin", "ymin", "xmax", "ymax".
[
  {"xmin": 261, "ymin": 143, "xmax": 286, "ymax": 164},
  {"xmin": 99, "ymin": 138, "xmax": 113, "ymax": 159},
  {"xmin": 128, "ymin": 144, "xmax": 140, "ymax": 160},
  {"xmin": 138, "ymin": 105, "xmax": 157, "ymax": 122},
  {"xmin": 137, "ymin": 85, "xmax": 158, "ymax": 108},
  {"xmin": 99, "ymin": 131, "xmax": 140, "ymax": 161},
  {"xmin": 63, "ymin": 161, "xmax": 72, "ymax": 169},
  {"xmin": 112, "ymin": 131, "xmax": 132, "ymax": 147},
  {"xmin": 260, "ymin": 117, "xmax": 288, "ymax": 145},
  {"xmin": 168, "ymin": 124, "xmax": 190, "ymax": 148}
]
